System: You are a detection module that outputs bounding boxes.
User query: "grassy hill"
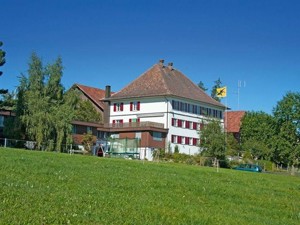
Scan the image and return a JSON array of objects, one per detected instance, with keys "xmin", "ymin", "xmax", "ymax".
[{"xmin": 0, "ymin": 148, "xmax": 299, "ymax": 225}]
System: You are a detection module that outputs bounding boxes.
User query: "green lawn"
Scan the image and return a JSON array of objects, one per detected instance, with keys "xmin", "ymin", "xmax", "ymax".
[{"xmin": 0, "ymin": 148, "xmax": 299, "ymax": 225}]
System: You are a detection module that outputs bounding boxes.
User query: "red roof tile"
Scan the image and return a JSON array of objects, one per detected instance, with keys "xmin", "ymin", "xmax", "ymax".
[
  {"xmin": 107, "ymin": 62, "xmax": 225, "ymax": 108},
  {"xmin": 224, "ymin": 111, "xmax": 246, "ymax": 133}
]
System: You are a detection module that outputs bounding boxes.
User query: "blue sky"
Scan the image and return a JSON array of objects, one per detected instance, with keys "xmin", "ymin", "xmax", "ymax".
[{"xmin": 1, "ymin": 0, "xmax": 299, "ymax": 114}]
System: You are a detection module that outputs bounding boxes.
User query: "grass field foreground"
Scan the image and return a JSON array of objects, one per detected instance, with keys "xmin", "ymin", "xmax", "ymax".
[{"xmin": 0, "ymin": 148, "xmax": 300, "ymax": 225}]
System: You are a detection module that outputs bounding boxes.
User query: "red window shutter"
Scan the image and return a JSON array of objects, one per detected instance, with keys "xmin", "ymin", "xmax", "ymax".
[
  {"xmin": 178, "ymin": 136, "xmax": 182, "ymax": 143},
  {"xmin": 178, "ymin": 120, "xmax": 182, "ymax": 127},
  {"xmin": 120, "ymin": 103, "xmax": 124, "ymax": 111},
  {"xmin": 137, "ymin": 101, "xmax": 140, "ymax": 111},
  {"xmin": 193, "ymin": 122, "xmax": 197, "ymax": 130},
  {"xmin": 112, "ymin": 120, "xmax": 115, "ymax": 124},
  {"xmin": 185, "ymin": 137, "xmax": 189, "ymax": 145},
  {"xmin": 120, "ymin": 119, "xmax": 123, "ymax": 123},
  {"xmin": 185, "ymin": 121, "xmax": 190, "ymax": 129},
  {"xmin": 113, "ymin": 104, "xmax": 116, "ymax": 112},
  {"xmin": 130, "ymin": 102, "xmax": 133, "ymax": 111},
  {"xmin": 129, "ymin": 119, "xmax": 132, "ymax": 123},
  {"xmin": 193, "ymin": 138, "xmax": 198, "ymax": 146},
  {"xmin": 172, "ymin": 118, "xmax": 175, "ymax": 126},
  {"xmin": 137, "ymin": 118, "xmax": 140, "ymax": 122}
]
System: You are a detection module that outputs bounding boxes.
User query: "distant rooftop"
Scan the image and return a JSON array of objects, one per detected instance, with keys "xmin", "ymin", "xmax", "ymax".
[{"xmin": 224, "ymin": 111, "xmax": 246, "ymax": 133}]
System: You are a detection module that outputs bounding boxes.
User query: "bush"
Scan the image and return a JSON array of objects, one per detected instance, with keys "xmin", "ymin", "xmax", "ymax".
[
  {"xmin": 256, "ymin": 160, "xmax": 274, "ymax": 171},
  {"xmin": 228, "ymin": 160, "xmax": 241, "ymax": 169}
]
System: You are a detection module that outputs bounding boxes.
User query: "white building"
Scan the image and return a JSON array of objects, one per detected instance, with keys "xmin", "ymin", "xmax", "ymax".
[{"xmin": 103, "ymin": 60, "xmax": 226, "ymax": 158}]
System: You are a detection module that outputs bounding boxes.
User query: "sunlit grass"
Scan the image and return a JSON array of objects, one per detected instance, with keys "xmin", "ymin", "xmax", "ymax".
[{"xmin": 0, "ymin": 148, "xmax": 300, "ymax": 224}]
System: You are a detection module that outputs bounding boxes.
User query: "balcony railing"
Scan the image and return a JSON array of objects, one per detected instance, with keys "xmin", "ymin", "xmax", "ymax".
[{"xmin": 103, "ymin": 121, "xmax": 165, "ymax": 129}]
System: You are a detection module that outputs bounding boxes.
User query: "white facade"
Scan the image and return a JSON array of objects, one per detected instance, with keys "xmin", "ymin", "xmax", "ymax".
[{"xmin": 109, "ymin": 96, "xmax": 224, "ymax": 155}]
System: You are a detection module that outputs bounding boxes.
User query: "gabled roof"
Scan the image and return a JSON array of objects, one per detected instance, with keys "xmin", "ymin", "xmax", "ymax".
[
  {"xmin": 73, "ymin": 84, "xmax": 107, "ymax": 110},
  {"xmin": 107, "ymin": 61, "xmax": 225, "ymax": 108},
  {"xmin": 224, "ymin": 111, "xmax": 246, "ymax": 133}
]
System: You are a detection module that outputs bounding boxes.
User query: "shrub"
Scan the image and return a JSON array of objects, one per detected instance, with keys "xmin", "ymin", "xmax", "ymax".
[
  {"xmin": 256, "ymin": 160, "xmax": 274, "ymax": 171},
  {"xmin": 174, "ymin": 145, "xmax": 179, "ymax": 153}
]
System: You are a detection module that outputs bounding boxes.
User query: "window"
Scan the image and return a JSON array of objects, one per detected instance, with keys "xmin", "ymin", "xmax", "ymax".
[
  {"xmin": 181, "ymin": 136, "xmax": 185, "ymax": 144},
  {"xmin": 0, "ymin": 116, "xmax": 4, "ymax": 127},
  {"xmin": 113, "ymin": 103, "xmax": 124, "ymax": 112},
  {"xmin": 87, "ymin": 126, "xmax": 92, "ymax": 133},
  {"xmin": 181, "ymin": 120, "xmax": 185, "ymax": 128},
  {"xmin": 171, "ymin": 135, "xmax": 177, "ymax": 143},
  {"xmin": 129, "ymin": 118, "xmax": 140, "ymax": 123},
  {"xmin": 172, "ymin": 118, "xmax": 178, "ymax": 127},
  {"xmin": 153, "ymin": 132, "xmax": 162, "ymax": 141},
  {"xmin": 130, "ymin": 101, "xmax": 140, "ymax": 111},
  {"xmin": 185, "ymin": 121, "xmax": 190, "ymax": 129},
  {"xmin": 72, "ymin": 125, "xmax": 77, "ymax": 134},
  {"xmin": 112, "ymin": 119, "xmax": 123, "ymax": 126},
  {"xmin": 135, "ymin": 132, "xmax": 141, "ymax": 139},
  {"xmin": 189, "ymin": 137, "xmax": 193, "ymax": 145}
]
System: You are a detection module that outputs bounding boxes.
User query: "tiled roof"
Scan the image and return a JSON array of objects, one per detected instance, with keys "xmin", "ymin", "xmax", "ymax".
[
  {"xmin": 224, "ymin": 111, "xmax": 246, "ymax": 133},
  {"xmin": 107, "ymin": 62, "xmax": 225, "ymax": 108},
  {"xmin": 74, "ymin": 84, "xmax": 107, "ymax": 110}
]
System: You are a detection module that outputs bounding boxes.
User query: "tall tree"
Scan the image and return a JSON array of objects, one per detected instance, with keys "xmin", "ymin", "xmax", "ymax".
[
  {"xmin": 21, "ymin": 53, "xmax": 49, "ymax": 149},
  {"xmin": 272, "ymin": 92, "xmax": 300, "ymax": 172},
  {"xmin": 4, "ymin": 75, "xmax": 28, "ymax": 139},
  {"xmin": 200, "ymin": 119, "xmax": 226, "ymax": 160},
  {"xmin": 17, "ymin": 53, "xmax": 77, "ymax": 151},
  {"xmin": 211, "ymin": 78, "xmax": 222, "ymax": 102},
  {"xmin": 240, "ymin": 111, "xmax": 277, "ymax": 160},
  {"xmin": 45, "ymin": 57, "xmax": 64, "ymax": 101},
  {"xmin": 198, "ymin": 81, "xmax": 208, "ymax": 92},
  {"xmin": 0, "ymin": 41, "xmax": 8, "ymax": 96}
]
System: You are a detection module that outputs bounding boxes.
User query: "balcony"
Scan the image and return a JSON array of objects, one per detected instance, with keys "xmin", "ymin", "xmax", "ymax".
[{"xmin": 99, "ymin": 121, "xmax": 167, "ymax": 132}]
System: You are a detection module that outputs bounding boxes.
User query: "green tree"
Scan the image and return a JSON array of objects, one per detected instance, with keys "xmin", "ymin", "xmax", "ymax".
[
  {"xmin": 211, "ymin": 78, "xmax": 222, "ymax": 102},
  {"xmin": 4, "ymin": 75, "xmax": 28, "ymax": 139},
  {"xmin": 45, "ymin": 57, "xmax": 64, "ymax": 101},
  {"xmin": 15, "ymin": 53, "xmax": 77, "ymax": 151},
  {"xmin": 21, "ymin": 53, "xmax": 49, "ymax": 149},
  {"xmin": 52, "ymin": 89, "xmax": 79, "ymax": 152},
  {"xmin": 225, "ymin": 133, "xmax": 240, "ymax": 156},
  {"xmin": 82, "ymin": 131, "xmax": 95, "ymax": 154},
  {"xmin": 242, "ymin": 139, "xmax": 272, "ymax": 160},
  {"xmin": 240, "ymin": 111, "xmax": 277, "ymax": 159},
  {"xmin": 0, "ymin": 91, "xmax": 16, "ymax": 110},
  {"xmin": 272, "ymin": 92, "xmax": 300, "ymax": 173},
  {"xmin": 74, "ymin": 99, "xmax": 102, "ymax": 122},
  {"xmin": 0, "ymin": 41, "xmax": 8, "ymax": 97},
  {"xmin": 198, "ymin": 81, "xmax": 208, "ymax": 92},
  {"xmin": 200, "ymin": 119, "xmax": 226, "ymax": 160}
]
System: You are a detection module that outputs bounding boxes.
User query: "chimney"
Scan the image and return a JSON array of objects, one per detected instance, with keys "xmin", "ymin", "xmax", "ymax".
[
  {"xmin": 168, "ymin": 62, "xmax": 173, "ymax": 70},
  {"xmin": 105, "ymin": 85, "xmax": 111, "ymax": 98},
  {"xmin": 104, "ymin": 85, "xmax": 111, "ymax": 124},
  {"xmin": 159, "ymin": 59, "xmax": 164, "ymax": 67}
]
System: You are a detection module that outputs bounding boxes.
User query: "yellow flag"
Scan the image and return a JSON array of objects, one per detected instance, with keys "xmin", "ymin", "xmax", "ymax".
[{"xmin": 216, "ymin": 86, "xmax": 227, "ymax": 97}]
